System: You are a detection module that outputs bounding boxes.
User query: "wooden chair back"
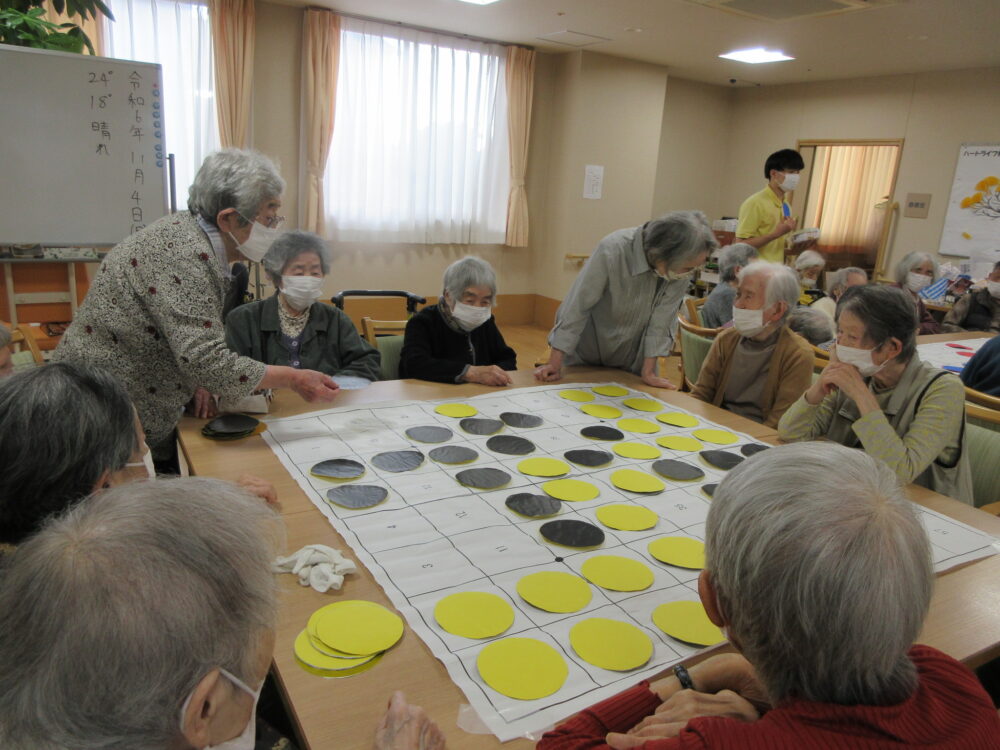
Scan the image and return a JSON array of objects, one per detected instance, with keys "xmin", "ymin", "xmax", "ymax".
[
  {"xmin": 684, "ymin": 296, "xmax": 708, "ymax": 326},
  {"xmin": 7, "ymin": 324, "xmax": 44, "ymax": 365},
  {"xmin": 360, "ymin": 317, "xmax": 408, "ymax": 347},
  {"xmin": 676, "ymin": 315, "xmax": 721, "ymax": 391}
]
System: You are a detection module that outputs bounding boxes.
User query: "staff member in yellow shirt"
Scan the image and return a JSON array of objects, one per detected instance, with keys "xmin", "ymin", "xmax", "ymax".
[{"xmin": 736, "ymin": 149, "xmax": 804, "ymax": 263}]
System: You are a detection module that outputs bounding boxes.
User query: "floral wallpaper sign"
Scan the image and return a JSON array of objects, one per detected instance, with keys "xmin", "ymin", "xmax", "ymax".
[{"xmin": 939, "ymin": 143, "xmax": 1000, "ymax": 259}]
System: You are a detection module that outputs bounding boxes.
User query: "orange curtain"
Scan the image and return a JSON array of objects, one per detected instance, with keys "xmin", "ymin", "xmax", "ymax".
[
  {"xmin": 208, "ymin": 0, "xmax": 255, "ymax": 148},
  {"xmin": 504, "ymin": 46, "xmax": 535, "ymax": 247},
  {"xmin": 44, "ymin": 0, "xmax": 106, "ymax": 56},
  {"xmin": 301, "ymin": 9, "xmax": 340, "ymax": 234}
]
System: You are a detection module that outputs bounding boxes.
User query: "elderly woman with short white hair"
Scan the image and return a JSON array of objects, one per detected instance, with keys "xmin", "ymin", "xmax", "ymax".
[
  {"xmin": 700, "ymin": 243, "xmax": 757, "ymax": 329},
  {"xmin": 400, "ymin": 256, "xmax": 517, "ymax": 386},
  {"xmin": 540, "ymin": 443, "xmax": 1000, "ymax": 748},
  {"xmin": 793, "ymin": 248, "xmax": 826, "ymax": 305},
  {"xmin": 892, "ymin": 250, "xmax": 942, "ymax": 334},
  {"xmin": 54, "ymin": 149, "xmax": 339, "ymax": 472},
  {"xmin": 226, "ymin": 231, "xmax": 380, "ymax": 384},
  {"xmin": 811, "ymin": 265, "xmax": 867, "ymax": 320}
]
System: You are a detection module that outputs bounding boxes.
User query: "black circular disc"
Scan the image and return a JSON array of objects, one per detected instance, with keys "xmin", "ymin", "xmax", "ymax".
[
  {"xmin": 564, "ymin": 449, "xmax": 613, "ymax": 468},
  {"xmin": 505, "ymin": 493, "xmax": 562, "ymax": 518},
  {"xmin": 311, "ymin": 459, "xmax": 366, "ymax": 480},
  {"xmin": 652, "ymin": 459, "xmax": 705, "ymax": 482},
  {"xmin": 201, "ymin": 427, "xmax": 255, "ymax": 440},
  {"xmin": 459, "ymin": 417, "xmax": 505, "ymax": 435},
  {"xmin": 405, "ymin": 425, "xmax": 453, "ymax": 443},
  {"xmin": 429, "ymin": 445, "xmax": 479, "ymax": 465},
  {"xmin": 539, "ymin": 519, "xmax": 605, "ymax": 548},
  {"xmin": 487, "ymin": 435, "xmax": 536, "ymax": 455},
  {"xmin": 702, "ymin": 483, "xmax": 718, "ymax": 498},
  {"xmin": 370, "ymin": 450, "xmax": 424, "ymax": 473},
  {"xmin": 205, "ymin": 413, "xmax": 259, "ymax": 434},
  {"xmin": 455, "ymin": 467, "xmax": 511, "ymax": 490},
  {"xmin": 740, "ymin": 443, "xmax": 770, "ymax": 457},
  {"xmin": 700, "ymin": 450, "xmax": 745, "ymax": 471},
  {"xmin": 325, "ymin": 484, "xmax": 389, "ymax": 509},
  {"xmin": 581, "ymin": 425, "xmax": 625, "ymax": 441},
  {"xmin": 500, "ymin": 412, "xmax": 543, "ymax": 428}
]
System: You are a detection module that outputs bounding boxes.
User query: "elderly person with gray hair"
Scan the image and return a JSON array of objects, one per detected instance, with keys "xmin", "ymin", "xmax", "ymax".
[
  {"xmin": 400, "ymin": 256, "xmax": 516, "ymax": 386},
  {"xmin": 226, "ymin": 231, "xmax": 380, "ymax": 384},
  {"xmin": 0, "ymin": 478, "xmax": 444, "ymax": 750},
  {"xmin": 536, "ymin": 211, "xmax": 717, "ymax": 389},
  {"xmin": 891, "ymin": 250, "xmax": 941, "ymax": 334},
  {"xmin": 691, "ymin": 261, "xmax": 813, "ymax": 427},
  {"xmin": 812, "ymin": 265, "xmax": 868, "ymax": 320},
  {"xmin": 700, "ymin": 243, "xmax": 757, "ymax": 329},
  {"xmin": 793, "ymin": 248, "xmax": 826, "ymax": 305},
  {"xmin": 787, "ymin": 306, "xmax": 835, "ymax": 348},
  {"xmin": 54, "ymin": 149, "xmax": 339, "ymax": 472},
  {"xmin": 0, "ymin": 322, "xmax": 12, "ymax": 377},
  {"xmin": 779, "ymin": 284, "xmax": 972, "ymax": 503},
  {"xmin": 540, "ymin": 443, "xmax": 1000, "ymax": 749}
]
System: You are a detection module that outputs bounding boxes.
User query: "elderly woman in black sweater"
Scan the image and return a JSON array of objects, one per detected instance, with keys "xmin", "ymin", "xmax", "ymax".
[{"xmin": 400, "ymin": 256, "xmax": 516, "ymax": 386}]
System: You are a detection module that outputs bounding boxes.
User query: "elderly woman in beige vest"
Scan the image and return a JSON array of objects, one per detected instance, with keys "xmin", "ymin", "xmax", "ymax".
[{"xmin": 778, "ymin": 284, "xmax": 972, "ymax": 504}]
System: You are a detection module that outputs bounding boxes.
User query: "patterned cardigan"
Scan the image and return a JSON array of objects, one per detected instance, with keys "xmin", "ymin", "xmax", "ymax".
[{"xmin": 54, "ymin": 212, "xmax": 267, "ymax": 449}]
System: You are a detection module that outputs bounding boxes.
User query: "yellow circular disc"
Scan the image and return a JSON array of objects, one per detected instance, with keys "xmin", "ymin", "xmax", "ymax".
[
  {"xmin": 657, "ymin": 412, "xmax": 700, "ymax": 428},
  {"xmin": 559, "ymin": 389, "xmax": 595, "ymax": 403},
  {"xmin": 434, "ymin": 592, "xmax": 515, "ymax": 639},
  {"xmin": 692, "ymin": 428, "xmax": 739, "ymax": 445},
  {"xmin": 592, "ymin": 385, "xmax": 629, "ymax": 397},
  {"xmin": 612, "ymin": 442, "xmax": 661, "ymax": 460},
  {"xmin": 617, "ymin": 418, "xmax": 659, "ymax": 434},
  {"xmin": 622, "ymin": 397, "xmax": 662, "ymax": 412},
  {"xmin": 542, "ymin": 478, "xmax": 600, "ymax": 502},
  {"xmin": 655, "ymin": 435, "xmax": 703, "ymax": 452},
  {"xmin": 435, "ymin": 403, "xmax": 478, "ymax": 418},
  {"xmin": 610, "ymin": 469, "xmax": 666, "ymax": 494},
  {"xmin": 296, "ymin": 652, "xmax": 384, "ymax": 678},
  {"xmin": 313, "ymin": 600, "xmax": 404, "ymax": 655},
  {"xmin": 651, "ymin": 601, "xmax": 725, "ymax": 646},
  {"xmin": 595, "ymin": 503, "xmax": 659, "ymax": 531},
  {"xmin": 580, "ymin": 555, "xmax": 655, "ymax": 591},
  {"xmin": 516, "ymin": 571, "xmax": 592, "ymax": 613},
  {"xmin": 581, "ymin": 404, "xmax": 623, "ymax": 419},
  {"xmin": 477, "ymin": 638, "xmax": 569, "ymax": 700},
  {"xmin": 570, "ymin": 618, "xmax": 654, "ymax": 671},
  {"xmin": 647, "ymin": 537, "xmax": 706, "ymax": 569},
  {"xmin": 518, "ymin": 457, "xmax": 571, "ymax": 478},
  {"xmin": 294, "ymin": 630, "xmax": 379, "ymax": 671}
]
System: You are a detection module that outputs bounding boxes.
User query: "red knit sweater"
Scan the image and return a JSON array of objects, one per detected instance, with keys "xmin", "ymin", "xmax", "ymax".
[{"xmin": 538, "ymin": 646, "xmax": 1000, "ymax": 750}]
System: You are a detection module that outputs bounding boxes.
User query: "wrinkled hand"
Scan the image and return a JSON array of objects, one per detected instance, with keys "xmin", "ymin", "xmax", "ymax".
[
  {"xmin": 641, "ymin": 372, "xmax": 678, "ymax": 390},
  {"xmin": 374, "ymin": 692, "xmax": 445, "ymax": 750},
  {"xmin": 534, "ymin": 362, "xmax": 563, "ymax": 382},
  {"xmin": 188, "ymin": 387, "xmax": 218, "ymax": 419},
  {"xmin": 291, "ymin": 369, "xmax": 340, "ymax": 403},
  {"xmin": 606, "ymin": 690, "xmax": 758, "ymax": 746},
  {"xmin": 821, "ymin": 361, "xmax": 869, "ymax": 403},
  {"xmin": 464, "ymin": 365, "xmax": 512, "ymax": 387},
  {"xmin": 237, "ymin": 473, "xmax": 280, "ymax": 510}
]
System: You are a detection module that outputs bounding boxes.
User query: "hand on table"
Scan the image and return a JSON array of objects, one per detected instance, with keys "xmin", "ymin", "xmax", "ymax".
[
  {"xmin": 188, "ymin": 387, "xmax": 218, "ymax": 419},
  {"xmin": 464, "ymin": 365, "xmax": 512, "ymax": 387},
  {"xmin": 237, "ymin": 473, "xmax": 280, "ymax": 510},
  {"xmin": 534, "ymin": 362, "xmax": 563, "ymax": 382},
  {"xmin": 291, "ymin": 369, "xmax": 340, "ymax": 403},
  {"xmin": 640, "ymin": 372, "xmax": 678, "ymax": 390},
  {"xmin": 606, "ymin": 690, "xmax": 759, "ymax": 747},
  {"xmin": 374, "ymin": 691, "xmax": 446, "ymax": 750}
]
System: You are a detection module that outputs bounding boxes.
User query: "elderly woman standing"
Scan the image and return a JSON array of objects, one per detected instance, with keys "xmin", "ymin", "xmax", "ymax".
[
  {"xmin": 892, "ymin": 251, "xmax": 941, "ymax": 334},
  {"xmin": 400, "ymin": 256, "xmax": 516, "ymax": 386},
  {"xmin": 779, "ymin": 284, "xmax": 972, "ymax": 503},
  {"xmin": 54, "ymin": 149, "xmax": 339, "ymax": 469},
  {"xmin": 793, "ymin": 248, "xmax": 826, "ymax": 305},
  {"xmin": 226, "ymin": 231, "xmax": 380, "ymax": 383},
  {"xmin": 700, "ymin": 243, "xmax": 757, "ymax": 329},
  {"xmin": 811, "ymin": 265, "xmax": 867, "ymax": 320},
  {"xmin": 536, "ymin": 211, "xmax": 717, "ymax": 389}
]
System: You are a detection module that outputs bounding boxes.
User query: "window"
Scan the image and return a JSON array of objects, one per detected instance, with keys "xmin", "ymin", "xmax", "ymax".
[
  {"xmin": 105, "ymin": 0, "xmax": 219, "ymax": 199},
  {"xmin": 324, "ymin": 18, "xmax": 510, "ymax": 244}
]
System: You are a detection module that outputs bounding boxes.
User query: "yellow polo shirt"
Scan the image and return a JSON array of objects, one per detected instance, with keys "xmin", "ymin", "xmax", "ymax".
[{"xmin": 736, "ymin": 186, "xmax": 789, "ymax": 264}]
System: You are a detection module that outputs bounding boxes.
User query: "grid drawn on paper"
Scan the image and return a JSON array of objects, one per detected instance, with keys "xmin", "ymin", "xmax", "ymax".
[{"xmin": 261, "ymin": 383, "xmax": 998, "ymax": 741}]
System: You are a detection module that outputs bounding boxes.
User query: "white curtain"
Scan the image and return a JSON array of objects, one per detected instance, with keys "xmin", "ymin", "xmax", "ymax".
[
  {"xmin": 324, "ymin": 18, "xmax": 510, "ymax": 244},
  {"xmin": 105, "ymin": 0, "xmax": 220, "ymax": 199}
]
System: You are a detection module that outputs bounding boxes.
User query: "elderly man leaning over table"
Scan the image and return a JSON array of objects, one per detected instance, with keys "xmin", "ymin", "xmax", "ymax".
[
  {"xmin": 690, "ymin": 262, "xmax": 813, "ymax": 428},
  {"xmin": 539, "ymin": 443, "xmax": 1000, "ymax": 750}
]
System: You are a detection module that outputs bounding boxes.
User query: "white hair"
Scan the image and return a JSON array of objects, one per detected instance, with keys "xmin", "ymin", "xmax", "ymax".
[
  {"xmin": 737, "ymin": 261, "xmax": 800, "ymax": 323},
  {"xmin": 0, "ymin": 478, "xmax": 283, "ymax": 750},
  {"xmin": 718, "ymin": 243, "xmax": 758, "ymax": 283},
  {"xmin": 788, "ymin": 306, "xmax": 834, "ymax": 346},
  {"xmin": 262, "ymin": 230, "xmax": 332, "ymax": 287},
  {"xmin": 794, "ymin": 249, "xmax": 826, "ymax": 272},
  {"xmin": 706, "ymin": 443, "xmax": 932, "ymax": 705},
  {"xmin": 826, "ymin": 266, "xmax": 868, "ymax": 297},
  {"xmin": 443, "ymin": 256, "xmax": 497, "ymax": 302},
  {"xmin": 187, "ymin": 148, "xmax": 285, "ymax": 227},
  {"xmin": 894, "ymin": 251, "xmax": 939, "ymax": 286}
]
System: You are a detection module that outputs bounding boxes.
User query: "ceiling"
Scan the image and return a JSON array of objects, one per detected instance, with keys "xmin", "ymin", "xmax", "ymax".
[{"xmin": 277, "ymin": 0, "xmax": 1000, "ymax": 86}]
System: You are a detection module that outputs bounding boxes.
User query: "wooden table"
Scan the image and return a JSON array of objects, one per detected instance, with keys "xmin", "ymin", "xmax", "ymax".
[
  {"xmin": 916, "ymin": 331, "xmax": 996, "ymax": 345},
  {"xmin": 178, "ymin": 368, "xmax": 1000, "ymax": 750}
]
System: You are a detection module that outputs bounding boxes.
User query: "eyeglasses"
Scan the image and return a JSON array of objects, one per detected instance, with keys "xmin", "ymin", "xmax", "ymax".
[{"xmin": 236, "ymin": 212, "xmax": 285, "ymax": 229}]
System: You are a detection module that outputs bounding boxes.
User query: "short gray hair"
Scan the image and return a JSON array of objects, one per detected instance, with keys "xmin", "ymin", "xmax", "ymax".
[
  {"xmin": 0, "ymin": 362, "xmax": 138, "ymax": 545},
  {"xmin": 706, "ymin": 442, "xmax": 932, "ymax": 705},
  {"xmin": 443, "ymin": 256, "xmax": 497, "ymax": 301},
  {"xmin": 643, "ymin": 210, "xmax": 719, "ymax": 269},
  {"xmin": 788, "ymin": 306, "xmax": 834, "ymax": 346},
  {"xmin": 737, "ymin": 261, "xmax": 800, "ymax": 324},
  {"xmin": 894, "ymin": 251, "xmax": 939, "ymax": 286},
  {"xmin": 0, "ymin": 322, "xmax": 10, "ymax": 349},
  {"xmin": 261, "ymin": 230, "xmax": 332, "ymax": 287},
  {"xmin": 826, "ymin": 266, "xmax": 868, "ymax": 297},
  {"xmin": 718, "ymin": 243, "xmax": 758, "ymax": 283},
  {"xmin": 837, "ymin": 284, "xmax": 918, "ymax": 362},
  {"xmin": 0, "ymin": 478, "xmax": 283, "ymax": 750},
  {"xmin": 794, "ymin": 249, "xmax": 826, "ymax": 272},
  {"xmin": 187, "ymin": 148, "xmax": 285, "ymax": 227}
]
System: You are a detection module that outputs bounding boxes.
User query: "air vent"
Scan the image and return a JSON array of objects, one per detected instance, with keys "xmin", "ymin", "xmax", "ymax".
[
  {"xmin": 536, "ymin": 30, "xmax": 613, "ymax": 48},
  {"xmin": 685, "ymin": 0, "xmax": 902, "ymax": 22}
]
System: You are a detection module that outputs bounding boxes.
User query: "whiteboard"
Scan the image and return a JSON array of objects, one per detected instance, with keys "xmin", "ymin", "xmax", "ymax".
[
  {"xmin": 938, "ymin": 142, "xmax": 1000, "ymax": 259},
  {"xmin": 0, "ymin": 44, "xmax": 168, "ymax": 245}
]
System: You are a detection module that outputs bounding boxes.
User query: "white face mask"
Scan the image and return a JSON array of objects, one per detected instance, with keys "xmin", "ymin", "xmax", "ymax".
[
  {"xmin": 125, "ymin": 448, "xmax": 156, "ymax": 480},
  {"xmin": 986, "ymin": 280, "xmax": 1000, "ymax": 299},
  {"xmin": 731, "ymin": 306, "xmax": 765, "ymax": 337},
  {"xmin": 281, "ymin": 275, "xmax": 324, "ymax": 312},
  {"xmin": 229, "ymin": 220, "xmax": 282, "ymax": 263},
  {"xmin": 906, "ymin": 271, "xmax": 932, "ymax": 293},
  {"xmin": 179, "ymin": 668, "xmax": 261, "ymax": 750},
  {"xmin": 451, "ymin": 301, "xmax": 492, "ymax": 332},
  {"xmin": 780, "ymin": 172, "xmax": 800, "ymax": 192},
  {"xmin": 800, "ymin": 277, "xmax": 816, "ymax": 288},
  {"xmin": 836, "ymin": 343, "xmax": 886, "ymax": 378}
]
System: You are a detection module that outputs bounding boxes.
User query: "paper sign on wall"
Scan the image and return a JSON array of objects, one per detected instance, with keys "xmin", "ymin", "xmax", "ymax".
[
  {"xmin": 938, "ymin": 143, "xmax": 1000, "ymax": 259},
  {"xmin": 584, "ymin": 165, "xmax": 604, "ymax": 200}
]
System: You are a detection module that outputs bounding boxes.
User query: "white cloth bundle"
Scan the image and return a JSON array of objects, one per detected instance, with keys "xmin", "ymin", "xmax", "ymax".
[{"xmin": 272, "ymin": 544, "xmax": 357, "ymax": 593}]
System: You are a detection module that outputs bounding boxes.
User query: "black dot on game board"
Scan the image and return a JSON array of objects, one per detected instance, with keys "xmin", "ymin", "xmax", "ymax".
[
  {"xmin": 371, "ymin": 450, "xmax": 425, "ymax": 473},
  {"xmin": 487, "ymin": 435, "xmax": 536, "ymax": 455},
  {"xmin": 700, "ymin": 450, "xmax": 744, "ymax": 471},
  {"xmin": 405, "ymin": 425, "xmax": 453, "ymax": 443},
  {"xmin": 539, "ymin": 519, "xmax": 605, "ymax": 549},
  {"xmin": 500, "ymin": 412, "xmax": 543, "ymax": 428},
  {"xmin": 564, "ymin": 448, "xmax": 613, "ymax": 467},
  {"xmin": 459, "ymin": 417, "xmax": 505, "ymax": 436},
  {"xmin": 455, "ymin": 467, "xmax": 511, "ymax": 490},
  {"xmin": 204, "ymin": 413, "xmax": 259, "ymax": 434},
  {"xmin": 325, "ymin": 484, "xmax": 388, "ymax": 510},
  {"xmin": 554, "ymin": 557, "xmax": 564, "ymax": 563},
  {"xmin": 740, "ymin": 443, "xmax": 770, "ymax": 457},
  {"xmin": 505, "ymin": 493, "xmax": 561, "ymax": 518},
  {"xmin": 651, "ymin": 459, "xmax": 704, "ymax": 482},
  {"xmin": 311, "ymin": 459, "xmax": 366, "ymax": 480},
  {"xmin": 580, "ymin": 425, "xmax": 625, "ymax": 441},
  {"xmin": 429, "ymin": 445, "xmax": 479, "ymax": 465},
  {"xmin": 702, "ymin": 483, "xmax": 718, "ymax": 498}
]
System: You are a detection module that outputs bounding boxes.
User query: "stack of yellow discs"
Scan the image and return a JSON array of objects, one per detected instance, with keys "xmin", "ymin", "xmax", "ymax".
[{"xmin": 295, "ymin": 600, "xmax": 404, "ymax": 677}]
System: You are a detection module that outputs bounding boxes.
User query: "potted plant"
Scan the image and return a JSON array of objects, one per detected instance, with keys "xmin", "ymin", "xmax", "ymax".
[{"xmin": 0, "ymin": 0, "xmax": 112, "ymax": 55}]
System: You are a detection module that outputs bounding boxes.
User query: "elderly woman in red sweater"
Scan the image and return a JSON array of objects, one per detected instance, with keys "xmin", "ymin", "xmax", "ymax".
[{"xmin": 539, "ymin": 442, "xmax": 999, "ymax": 750}]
